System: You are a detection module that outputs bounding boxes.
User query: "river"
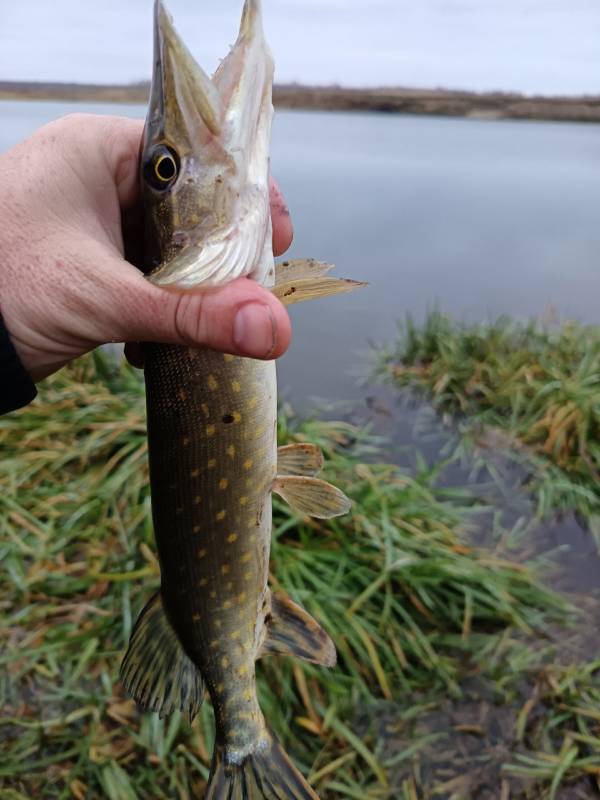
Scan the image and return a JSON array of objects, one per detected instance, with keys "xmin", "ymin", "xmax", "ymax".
[{"xmin": 1, "ymin": 100, "xmax": 599, "ymax": 408}]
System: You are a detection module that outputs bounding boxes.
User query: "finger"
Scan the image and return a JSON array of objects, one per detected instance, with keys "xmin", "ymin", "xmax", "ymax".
[
  {"xmin": 269, "ymin": 176, "xmax": 294, "ymax": 256},
  {"xmin": 104, "ymin": 265, "xmax": 292, "ymax": 360}
]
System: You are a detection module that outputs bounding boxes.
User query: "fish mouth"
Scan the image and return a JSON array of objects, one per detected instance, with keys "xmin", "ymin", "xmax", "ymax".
[{"xmin": 146, "ymin": 0, "xmax": 275, "ymax": 291}]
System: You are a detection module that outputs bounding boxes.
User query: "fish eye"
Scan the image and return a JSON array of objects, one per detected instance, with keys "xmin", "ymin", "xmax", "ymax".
[{"xmin": 145, "ymin": 144, "xmax": 180, "ymax": 191}]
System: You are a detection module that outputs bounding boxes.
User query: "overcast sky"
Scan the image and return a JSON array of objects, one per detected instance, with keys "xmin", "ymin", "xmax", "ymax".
[{"xmin": 1, "ymin": 0, "xmax": 599, "ymax": 96}]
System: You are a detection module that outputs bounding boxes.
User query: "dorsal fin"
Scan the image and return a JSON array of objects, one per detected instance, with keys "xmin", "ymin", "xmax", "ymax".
[{"xmin": 120, "ymin": 592, "xmax": 205, "ymax": 721}]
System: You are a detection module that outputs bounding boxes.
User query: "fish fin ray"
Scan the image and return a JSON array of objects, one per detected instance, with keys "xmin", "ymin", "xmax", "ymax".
[
  {"xmin": 206, "ymin": 730, "xmax": 320, "ymax": 799},
  {"xmin": 120, "ymin": 591, "xmax": 205, "ymax": 721},
  {"xmin": 259, "ymin": 591, "xmax": 336, "ymax": 667},
  {"xmin": 277, "ymin": 444, "xmax": 324, "ymax": 477},
  {"xmin": 273, "ymin": 259, "xmax": 367, "ymax": 306},
  {"xmin": 273, "ymin": 277, "xmax": 367, "ymax": 307},
  {"xmin": 274, "ymin": 259, "xmax": 335, "ymax": 285},
  {"xmin": 273, "ymin": 476, "xmax": 351, "ymax": 519}
]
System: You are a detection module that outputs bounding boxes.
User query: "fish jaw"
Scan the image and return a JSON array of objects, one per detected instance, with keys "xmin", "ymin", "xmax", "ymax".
[{"xmin": 142, "ymin": 0, "xmax": 275, "ymax": 290}]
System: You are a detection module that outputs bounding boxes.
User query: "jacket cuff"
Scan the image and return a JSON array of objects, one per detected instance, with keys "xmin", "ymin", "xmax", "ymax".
[{"xmin": 0, "ymin": 315, "xmax": 37, "ymax": 414}]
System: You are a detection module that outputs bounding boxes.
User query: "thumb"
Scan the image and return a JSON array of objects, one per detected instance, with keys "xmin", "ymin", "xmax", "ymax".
[{"xmin": 107, "ymin": 265, "xmax": 292, "ymax": 360}]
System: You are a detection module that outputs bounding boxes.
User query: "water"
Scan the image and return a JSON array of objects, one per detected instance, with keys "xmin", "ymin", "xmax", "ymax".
[{"xmin": 1, "ymin": 99, "xmax": 599, "ymax": 407}]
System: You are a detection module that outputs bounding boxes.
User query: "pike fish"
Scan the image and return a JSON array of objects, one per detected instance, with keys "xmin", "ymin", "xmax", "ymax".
[{"xmin": 120, "ymin": 2, "xmax": 364, "ymax": 798}]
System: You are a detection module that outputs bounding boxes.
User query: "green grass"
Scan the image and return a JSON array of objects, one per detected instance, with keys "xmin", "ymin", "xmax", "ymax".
[
  {"xmin": 1, "ymin": 353, "xmax": 599, "ymax": 799},
  {"xmin": 378, "ymin": 312, "xmax": 600, "ymax": 526}
]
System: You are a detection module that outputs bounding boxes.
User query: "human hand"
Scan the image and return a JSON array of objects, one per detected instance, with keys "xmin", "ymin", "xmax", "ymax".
[{"xmin": 0, "ymin": 114, "xmax": 293, "ymax": 382}]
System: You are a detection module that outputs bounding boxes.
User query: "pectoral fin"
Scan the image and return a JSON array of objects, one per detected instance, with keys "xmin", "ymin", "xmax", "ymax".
[
  {"xmin": 259, "ymin": 591, "xmax": 336, "ymax": 667},
  {"xmin": 273, "ymin": 475, "xmax": 352, "ymax": 519},
  {"xmin": 277, "ymin": 443, "xmax": 324, "ymax": 477},
  {"xmin": 273, "ymin": 259, "xmax": 367, "ymax": 306},
  {"xmin": 120, "ymin": 592, "xmax": 205, "ymax": 722}
]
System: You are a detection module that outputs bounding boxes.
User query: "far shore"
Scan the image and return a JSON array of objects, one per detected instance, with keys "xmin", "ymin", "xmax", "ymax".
[{"xmin": 1, "ymin": 81, "xmax": 600, "ymax": 123}]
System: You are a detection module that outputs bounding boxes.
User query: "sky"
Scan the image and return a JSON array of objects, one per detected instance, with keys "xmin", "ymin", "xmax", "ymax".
[{"xmin": 1, "ymin": 0, "xmax": 599, "ymax": 96}]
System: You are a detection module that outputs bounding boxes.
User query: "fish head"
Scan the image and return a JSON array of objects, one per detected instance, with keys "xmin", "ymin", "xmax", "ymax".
[{"xmin": 141, "ymin": 0, "xmax": 275, "ymax": 289}]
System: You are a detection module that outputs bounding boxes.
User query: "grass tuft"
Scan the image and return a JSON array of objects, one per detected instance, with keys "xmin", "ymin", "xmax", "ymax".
[
  {"xmin": 0, "ymin": 353, "xmax": 598, "ymax": 798},
  {"xmin": 378, "ymin": 312, "xmax": 600, "ymax": 523}
]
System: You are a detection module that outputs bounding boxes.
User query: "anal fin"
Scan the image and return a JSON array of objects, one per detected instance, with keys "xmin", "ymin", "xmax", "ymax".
[
  {"xmin": 260, "ymin": 591, "xmax": 336, "ymax": 667},
  {"xmin": 273, "ymin": 475, "xmax": 351, "ymax": 519},
  {"xmin": 273, "ymin": 259, "xmax": 367, "ymax": 306},
  {"xmin": 120, "ymin": 592, "xmax": 205, "ymax": 722},
  {"xmin": 277, "ymin": 443, "xmax": 324, "ymax": 477}
]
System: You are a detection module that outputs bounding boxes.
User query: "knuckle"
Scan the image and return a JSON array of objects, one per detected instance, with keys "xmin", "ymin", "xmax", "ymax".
[{"xmin": 171, "ymin": 292, "xmax": 207, "ymax": 346}]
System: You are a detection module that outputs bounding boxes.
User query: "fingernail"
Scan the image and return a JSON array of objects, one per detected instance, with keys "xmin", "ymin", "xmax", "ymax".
[{"xmin": 233, "ymin": 303, "xmax": 277, "ymax": 358}]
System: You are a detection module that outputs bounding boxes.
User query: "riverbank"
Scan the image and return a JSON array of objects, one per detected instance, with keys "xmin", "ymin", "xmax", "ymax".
[
  {"xmin": 1, "ymin": 353, "xmax": 599, "ymax": 798},
  {"xmin": 2, "ymin": 80, "xmax": 600, "ymax": 123}
]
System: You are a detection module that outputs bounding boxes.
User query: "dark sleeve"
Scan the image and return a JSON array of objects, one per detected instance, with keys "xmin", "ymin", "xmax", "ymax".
[{"xmin": 0, "ymin": 314, "xmax": 37, "ymax": 414}]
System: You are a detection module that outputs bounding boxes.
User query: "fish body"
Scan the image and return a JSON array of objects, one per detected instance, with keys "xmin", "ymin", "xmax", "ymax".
[
  {"xmin": 121, "ymin": 2, "xmax": 364, "ymax": 797},
  {"xmin": 145, "ymin": 343, "xmax": 276, "ymax": 761}
]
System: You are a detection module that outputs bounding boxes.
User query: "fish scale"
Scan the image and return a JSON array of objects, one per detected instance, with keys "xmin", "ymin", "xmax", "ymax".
[
  {"xmin": 145, "ymin": 344, "xmax": 276, "ymax": 753},
  {"xmin": 120, "ymin": 1, "xmax": 364, "ymax": 797}
]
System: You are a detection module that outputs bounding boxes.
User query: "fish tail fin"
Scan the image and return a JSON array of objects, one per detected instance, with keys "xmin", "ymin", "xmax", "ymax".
[{"xmin": 206, "ymin": 730, "xmax": 320, "ymax": 800}]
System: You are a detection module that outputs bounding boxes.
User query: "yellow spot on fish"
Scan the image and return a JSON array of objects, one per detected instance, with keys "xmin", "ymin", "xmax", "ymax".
[
  {"xmin": 219, "ymin": 478, "xmax": 229, "ymax": 490},
  {"xmin": 233, "ymin": 411, "xmax": 242, "ymax": 424},
  {"xmin": 221, "ymin": 656, "xmax": 230, "ymax": 669},
  {"xmin": 248, "ymin": 396, "xmax": 258, "ymax": 410},
  {"xmin": 210, "ymin": 640, "xmax": 219, "ymax": 649},
  {"xmin": 243, "ymin": 458, "xmax": 253, "ymax": 471},
  {"xmin": 241, "ymin": 553, "xmax": 252, "ymax": 564},
  {"xmin": 230, "ymin": 630, "xmax": 241, "ymax": 640},
  {"xmin": 227, "ymin": 445, "xmax": 236, "ymax": 458},
  {"xmin": 240, "ymin": 496, "xmax": 249, "ymax": 507},
  {"xmin": 197, "ymin": 548, "xmax": 207, "ymax": 559},
  {"xmin": 199, "ymin": 578, "xmax": 208, "ymax": 587},
  {"xmin": 215, "ymin": 618, "xmax": 222, "ymax": 628},
  {"xmin": 216, "ymin": 682, "xmax": 225, "ymax": 693},
  {"xmin": 191, "ymin": 468, "xmax": 200, "ymax": 479},
  {"xmin": 221, "ymin": 564, "xmax": 230, "ymax": 575},
  {"xmin": 208, "ymin": 375, "xmax": 219, "ymax": 391},
  {"xmin": 224, "ymin": 354, "xmax": 235, "ymax": 363},
  {"xmin": 206, "ymin": 425, "xmax": 216, "ymax": 437},
  {"xmin": 226, "ymin": 581, "xmax": 233, "ymax": 591},
  {"xmin": 238, "ymin": 665, "xmax": 249, "ymax": 677},
  {"xmin": 178, "ymin": 390, "xmax": 187, "ymax": 402},
  {"xmin": 201, "ymin": 403, "xmax": 210, "ymax": 419},
  {"xmin": 192, "ymin": 614, "xmax": 201, "ymax": 622},
  {"xmin": 208, "ymin": 459, "xmax": 217, "ymax": 469},
  {"xmin": 210, "ymin": 591, "xmax": 217, "ymax": 599},
  {"xmin": 227, "ymin": 533, "xmax": 238, "ymax": 544},
  {"xmin": 216, "ymin": 510, "xmax": 226, "ymax": 522},
  {"xmin": 231, "ymin": 380, "xmax": 241, "ymax": 393},
  {"xmin": 193, "ymin": 525, "xmax": 201, "ymax": 534},
  {"xmin": 237, "ymin": 592, "xmax": 247, "ymax": 605},
  {"xmin": 223, "ymin": 600, "xmax": 233, "ymax": 610},
  {"xmin": 194, "ymin": 496, "xmax": 202, "ymax": 505},
  {"xmin": 243, "ymin": 689, "xmax": 253, "ymax": 702}
]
